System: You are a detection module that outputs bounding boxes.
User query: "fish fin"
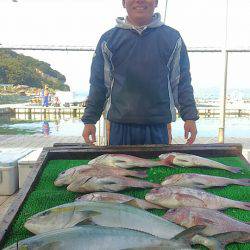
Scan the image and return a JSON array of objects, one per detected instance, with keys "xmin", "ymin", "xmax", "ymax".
[
  {"xmin": 158, "ymin": 155, "xmax": 174, "ymax": 166},
  {"xmin": 172, "ymin": 225, "xmax": 206, "ymax": 241},
  {"xmin": 238, "ymin": 202, "xmax": 250, "ymax": 211},
  {"xmin": 192, "ymin": 182, "xmax": 206, "ymax": 189},
  {"xmin": 237, "ymin": 178, "xmax": 250, "ymax": 186},
  {"xmin": 198, "ymin": 217, "xmax": 215, "ymax": 225},
  {"xmin": 227, "ymin": 167, "xmax": 241, "ymax": 173},
  {"xmin": 175, "ymin": 193, "xmax": 206, "ymax": 207},
  {"xmin": 76, "ymin": 218, "xmax": 97, "ymax": 226},
  {"xmin": 123, "ymin": 199, "xmax": 141, "ymax": 208},
  {"xmin": 204, "ymin": 231, "xmax": 250, "ymax": 249},
  {"xmin": 73, "ymin": 210, "xmax": 101, "ymax": 226},
  {"xmin": 191, "ymin": 234, "xmax": 222, "ymax": 250},
  {"xmin": 133, "ymin": 170, "xmax": 148, "ymax": 178}
]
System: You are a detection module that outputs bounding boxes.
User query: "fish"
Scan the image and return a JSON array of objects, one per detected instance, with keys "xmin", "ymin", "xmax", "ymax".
[
  {"xmin": 25, "ymin": 201, "xmax": 233, "ymax": 249},
  {"xmin": 75, "ymin": 192, "xmax": 163, "ymax": 210},
  {"xmin": 24, "ymin": 201, "xmax": 187, "ymax": 237},
  {"xmin": 4, "ymin": 225, "xmax": 195, "ymax": 250},
  {"xmin": 54, "ymin": 164, "xmax": 147, "ymax": 186},
  {"xmin": 163, "ymin": 207, "xmax": 250, "ymax": 236},
  {"xmin": 145, "ymin": 186, "xmax": 250, "ymax": 210},
  {"xmin": 67, "ymin": 175, "xmax": 160, "ymax": 193},
  {"xmin": 24, "ymin": 201, "xmax": 216, "ymax": 248},
  {"xmin": 88, "ymin": 154, "xmax": 168, "ymax": 168},
  {"xmin": 161, "ymin": 173, "xmax": 250, "ymax": 188},
  {"xmin": 54, "ymin": 165, "xmax": 92, "ymax": 186},
  {"xmin": 159, "ymin": 152, "xmax": 241, "ymax": 173}
]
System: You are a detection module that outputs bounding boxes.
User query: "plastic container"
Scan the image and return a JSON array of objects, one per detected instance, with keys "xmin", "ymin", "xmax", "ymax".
[
  {"xmin": 0, "ymin": 148, "xmax": 33, "ymax": 195},
  {"xmin": 18, "ymin": 148, "xmax": 43, "ymax": 188},
  {"xmin": 0, "ymin": 163, "xmax": 19, "ymax": 195}
]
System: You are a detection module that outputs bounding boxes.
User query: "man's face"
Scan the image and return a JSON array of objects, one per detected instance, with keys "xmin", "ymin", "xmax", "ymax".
[{"xmin": 122, "ymin": 0, "xmax": 158, "ymax": 26}]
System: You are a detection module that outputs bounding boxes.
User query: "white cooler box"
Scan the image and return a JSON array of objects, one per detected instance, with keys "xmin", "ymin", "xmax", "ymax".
[
  {"xmin": 0, "ymin": 162, "xmax": 19, "ymax": 196},
  {"xmin": 18, "ymin": 148, "xmax": 43, "ymax": 188},
  {"xmin": 0, "ymin": 148, "xmax": 34, "ymax": 195}
]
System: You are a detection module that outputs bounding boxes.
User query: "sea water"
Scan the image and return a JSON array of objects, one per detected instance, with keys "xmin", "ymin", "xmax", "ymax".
[{"xmin": 0, "ymin": 114, "xmax": 249, "ymax": 138}]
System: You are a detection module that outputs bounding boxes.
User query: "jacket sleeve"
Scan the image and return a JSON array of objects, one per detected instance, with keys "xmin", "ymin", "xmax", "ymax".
[
  {"xmin": 169, "ymin": 36, "xmax": 199, "ymax": 121},
  {"xmin": 81, "ymin": 37, "xmax": 107, "ymax": 124}
]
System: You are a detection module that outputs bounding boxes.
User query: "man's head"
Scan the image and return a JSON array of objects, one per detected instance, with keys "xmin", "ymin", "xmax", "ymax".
[{"xmin": 122, "ymin": 0, "xmax": 158, "ymax": 27}]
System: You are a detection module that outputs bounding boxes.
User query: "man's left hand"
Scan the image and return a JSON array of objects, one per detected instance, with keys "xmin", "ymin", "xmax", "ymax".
[{"xmin": 184, "ymin": 120, "xmax": 197, "ymax": 144}]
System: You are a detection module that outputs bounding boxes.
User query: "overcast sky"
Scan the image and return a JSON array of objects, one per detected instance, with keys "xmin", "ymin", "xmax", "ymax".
[{"xmin": 1, "ymin": 0, "xmax": 250, "ymax": 94}]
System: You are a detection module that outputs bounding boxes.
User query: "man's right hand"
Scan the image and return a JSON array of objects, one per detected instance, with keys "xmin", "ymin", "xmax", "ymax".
[{"xmin": 82, "ymin": 124, "xmax": 96, "ymax": 144}]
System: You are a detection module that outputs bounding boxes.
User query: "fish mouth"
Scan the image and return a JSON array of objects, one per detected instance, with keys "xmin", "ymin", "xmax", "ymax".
[
  {"xmin": 145, "ymin": 193, "xmax": 155, "ymax": 201},
  {"xmin": 24, "ymin": 219, "xmax": 39, "ymax": 234},
  {"xmin": 54, "ymin": 178, "xmax": 63, "ymax": 186}
]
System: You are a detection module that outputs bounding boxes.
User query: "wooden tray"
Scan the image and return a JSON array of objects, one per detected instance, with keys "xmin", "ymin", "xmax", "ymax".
[{"xmin": 0, "ymin": 143, "xmax": 249, "ymax": 248}]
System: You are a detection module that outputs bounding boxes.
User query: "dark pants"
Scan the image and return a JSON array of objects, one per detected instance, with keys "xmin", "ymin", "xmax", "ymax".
[
  {"xmin": 109, "ymin": 122, "xmax": 169, "ymax": 145},
  {"xmin": 43, "ymin": 96, "xmax": 49, "ymax": 107}
]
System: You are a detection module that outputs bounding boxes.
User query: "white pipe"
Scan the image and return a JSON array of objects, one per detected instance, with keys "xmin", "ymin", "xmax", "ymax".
[
  {"xmin": 163, "ymin": 0, "xmax": 169, "ymax": 23},
  {"xmin": 218, "ymin": 0, "xmax": 229, "ymax": 143}
]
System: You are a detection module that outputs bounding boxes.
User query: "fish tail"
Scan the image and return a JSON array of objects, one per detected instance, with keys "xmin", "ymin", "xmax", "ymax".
[
  {"xmin": 205, "ymin": 231, "xmax": 250, "ymax": 249},
  {"xmin": 151, "ymin": 183, "xmax": 161, "ymax": 188},
  {"xmin": 191, "ymin": 234, "xmax": 223, "ymax": 250},
  {"xmin": 236, "ymin": 178, "xmax": 250, "ymax": 186},
  {"xmin": 158, "ymin": 159, "xmax": 173, "ymax": 167},
  {"xmin": 226, "ymin": 166, "xmax": 241, "ymax": 173},
  {"xmin": 132, "ymin": 170, "xmax": 148, "ymax": 178},
  {"xmin": 238, "ymin": 201, "xmax": 250, "ymax": 211}
]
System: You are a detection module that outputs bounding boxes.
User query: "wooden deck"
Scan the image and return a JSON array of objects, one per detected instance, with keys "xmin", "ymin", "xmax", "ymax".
[{"xmin": 0, "ymin": 134, "xmax": 249, "ymax": 149}]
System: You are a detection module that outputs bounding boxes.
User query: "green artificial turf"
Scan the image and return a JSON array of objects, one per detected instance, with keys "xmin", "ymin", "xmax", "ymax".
[{"xmin": 2, "ymin": 156, "xmax": 250, "ymax": 249}]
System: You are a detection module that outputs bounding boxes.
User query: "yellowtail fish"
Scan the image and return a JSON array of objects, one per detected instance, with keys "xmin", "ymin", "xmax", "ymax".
[
  {"xmin": 4, "ymin": 225, "xmax": 196, "ymax": 250},
  {"xmin": 24, "ymin": 201, "xmax": 218, "ymax": 248}
]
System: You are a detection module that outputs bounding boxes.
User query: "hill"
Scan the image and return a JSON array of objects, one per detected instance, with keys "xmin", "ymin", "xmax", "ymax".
[{"xmin": 0, "ymin": 49, "xmax": 70, "ymax": 91}]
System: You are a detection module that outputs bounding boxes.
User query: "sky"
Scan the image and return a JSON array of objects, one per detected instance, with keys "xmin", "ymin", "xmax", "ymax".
[{"xmin": 0, "ymin": 0, "xmax": 250, "ymax": 96}]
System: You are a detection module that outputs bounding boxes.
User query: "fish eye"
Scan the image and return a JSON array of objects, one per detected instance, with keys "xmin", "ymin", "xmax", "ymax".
[{"xmin": 61, "ymin": 171, "xmax": 66, "ymax": 175}]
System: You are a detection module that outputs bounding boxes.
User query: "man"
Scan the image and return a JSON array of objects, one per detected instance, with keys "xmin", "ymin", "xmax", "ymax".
[
  {"xmin": 42, "ymin": 85, "xmax": 49, "ymax": 107},
  {"xmin": 82, "ymin": 0, "xmax": 199, "ymax": 145}
]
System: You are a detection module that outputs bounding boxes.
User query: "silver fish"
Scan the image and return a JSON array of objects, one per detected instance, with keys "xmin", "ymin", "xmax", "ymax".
[
  {"xmin": 163, "ymin": 207, "xmax": 250, "ymax": 236},
  {"xmin": 67, "ymin": 175, "xmax": 160, "ymax": 193},
  {"xmin": 54, "ymin": 164, "xmax": 147, "ymax": 186},
  {"xmin": 162, "ymin": 173, "xmax": 250, "ymax": 188},
  {"xmin": 24, "ymin": 201, "xmax": 185, "ymax": 237},
  {"xmin": 145, "ymin": 186, "xmax": 250, "ymax": 210},
  {"xmin": 23, "ymin": 201, "xmax": 219, "ymax": 249},
  {"xmin": 159, "ymin": 152, "xmax": 241, "ymax": 173},
  {"xmin": 75, "ymin": 192, "xmax": 163, "ymax": 210},
  {"xmin": 4, "ymin": 225, "xmax": 194, "ymax": 250},
  {"xmin": 89, "ymin": 154, "xmax": 168, "ymax": 168}
]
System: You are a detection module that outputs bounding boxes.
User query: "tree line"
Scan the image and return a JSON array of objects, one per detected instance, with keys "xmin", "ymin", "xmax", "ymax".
[{"xmin": 0, "ymin": 49, "xmax": 70, "ymax": 91}]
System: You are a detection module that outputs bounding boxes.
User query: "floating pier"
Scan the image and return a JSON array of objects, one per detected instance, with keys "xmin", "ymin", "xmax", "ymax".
[{"xmin": 0, "ymin": 105, "xmax": 249, "ymax": 117}]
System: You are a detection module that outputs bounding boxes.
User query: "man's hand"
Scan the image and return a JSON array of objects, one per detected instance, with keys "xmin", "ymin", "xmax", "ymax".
[
  {"xmin": 167, "ymin": 123, "xmax": 172, "ymax": 144},
  {"xmin": 82, "ymin": 124, "xmax": 96, "ymax": 144},
  {"xmin": 184, "ymin": 120, "xmax": 197, "ymax": 144}
]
